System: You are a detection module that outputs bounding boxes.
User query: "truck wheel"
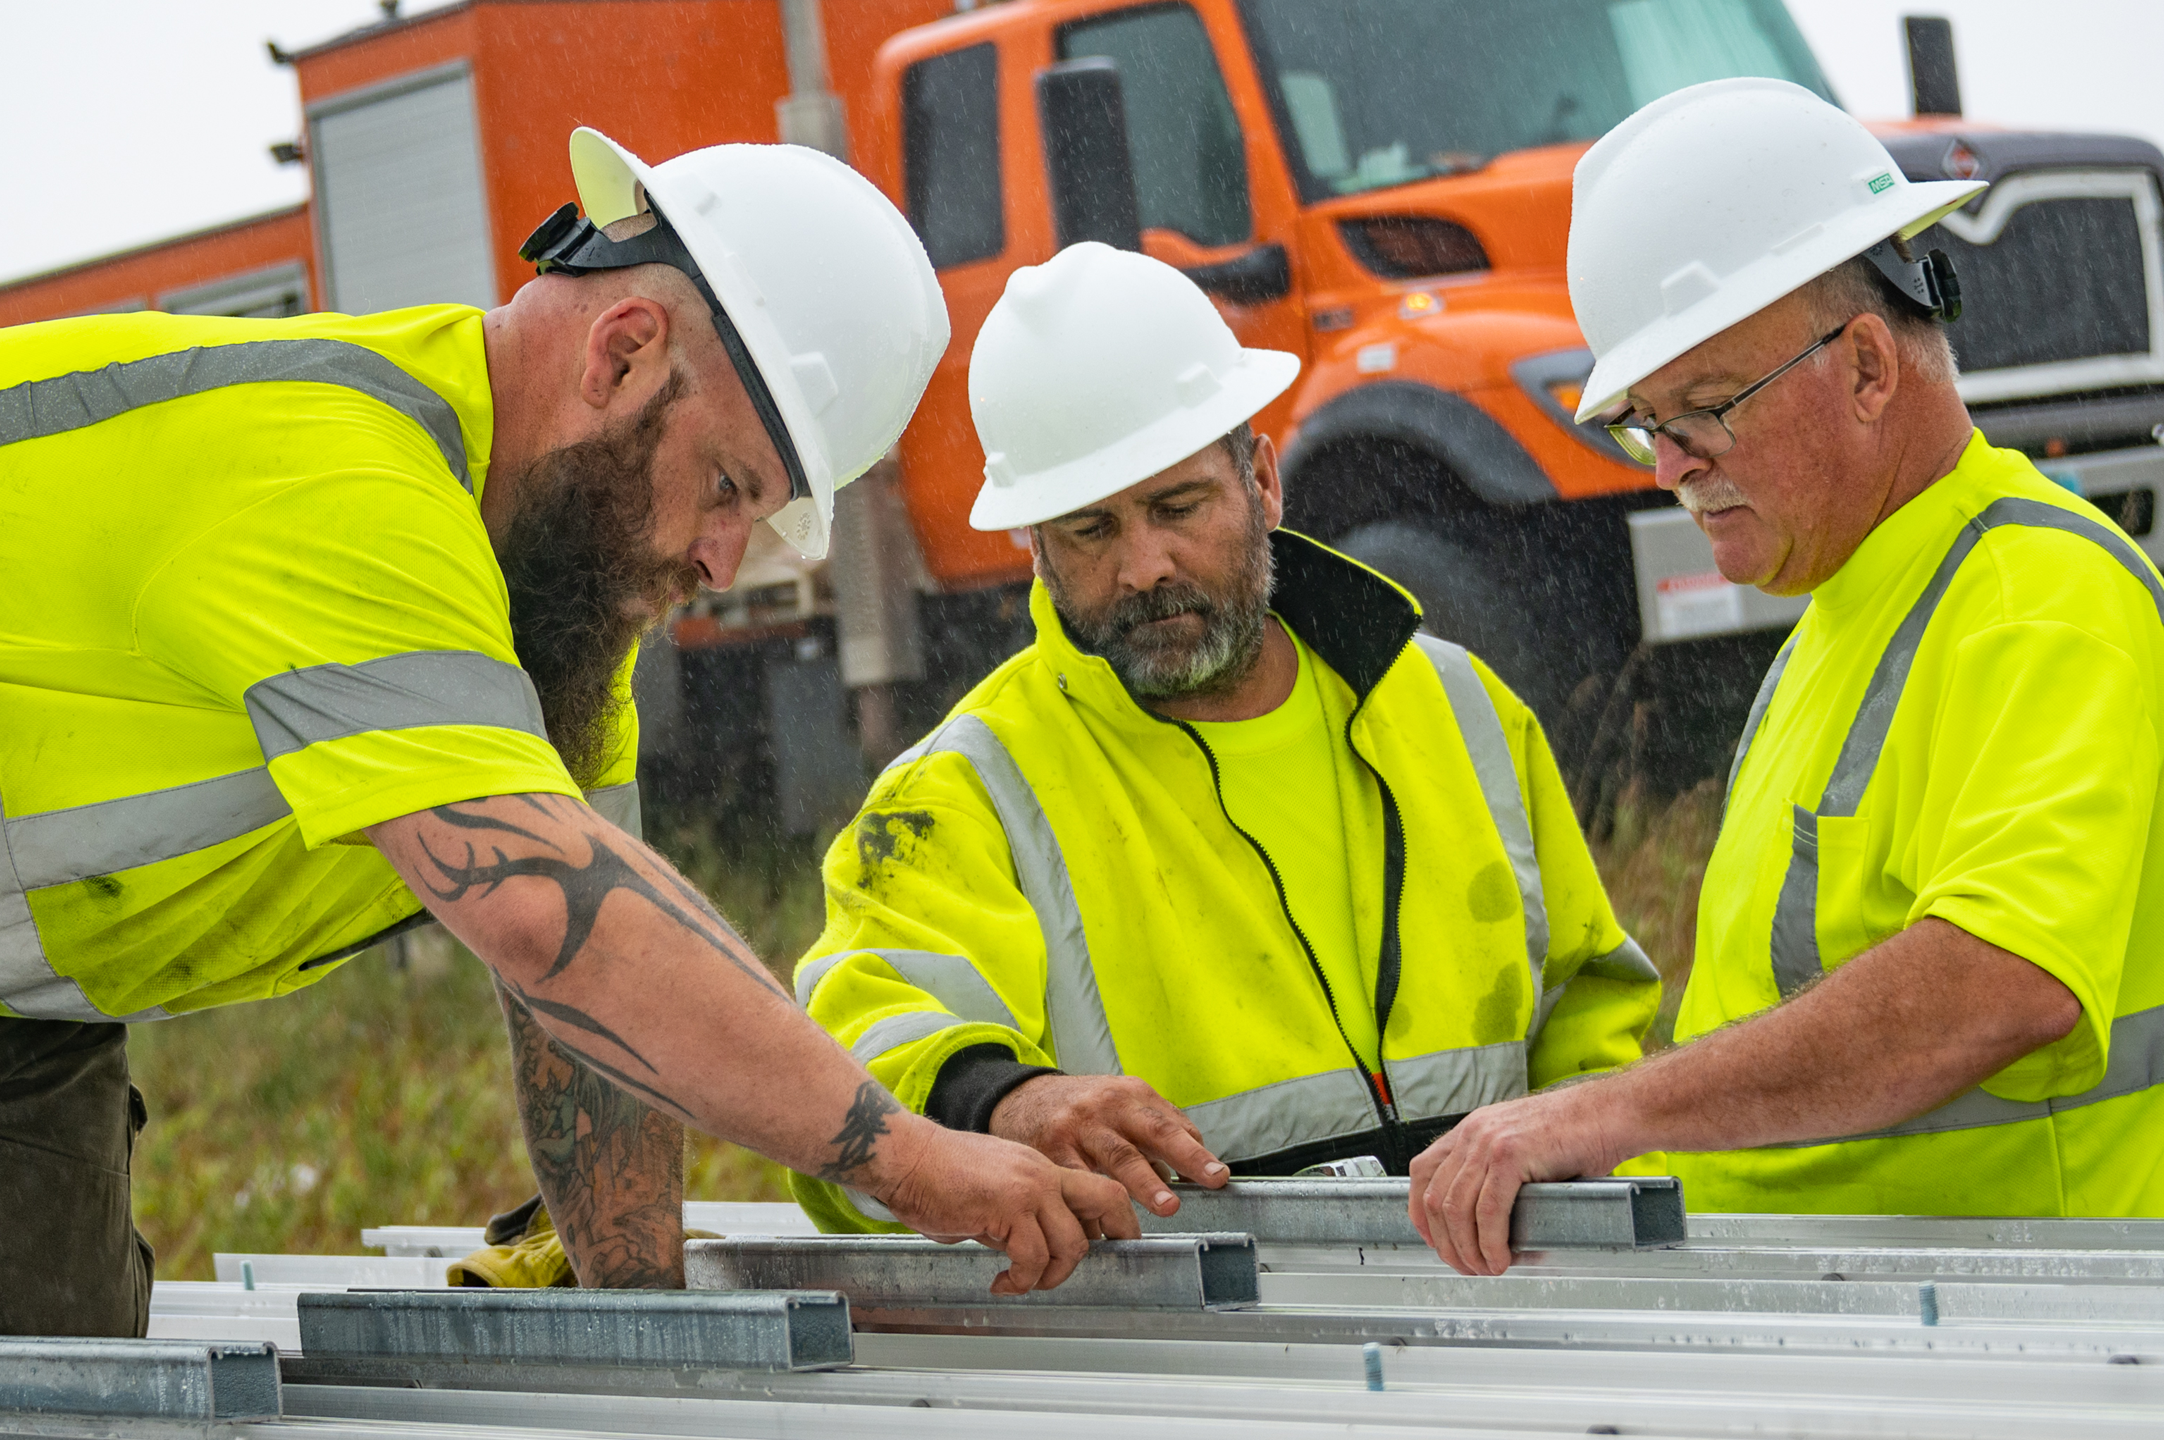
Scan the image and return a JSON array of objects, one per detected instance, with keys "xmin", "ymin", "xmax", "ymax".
[{"xmin": 1331, "ymin": 520, "xmax": 1565, "ymax": 718}]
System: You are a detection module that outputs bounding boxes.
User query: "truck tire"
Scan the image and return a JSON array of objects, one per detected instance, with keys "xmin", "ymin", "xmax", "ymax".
[{"xmin": 1332, "ymin": 520, "xmax": 1564, "ymax": 718}]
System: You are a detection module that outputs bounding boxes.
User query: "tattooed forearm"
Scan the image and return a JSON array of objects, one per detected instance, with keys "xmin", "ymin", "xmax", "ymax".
[
  {"xmin": 818, "ymin": 1079, "xmax": 903, "ymax": 1182},
  {"xmin": 415, "ymin": 800, "xmax": 782, "ymax": 995},
  {"xmin": 499, "ymin": 980, "xmax": 686, "ymax": 1288}
]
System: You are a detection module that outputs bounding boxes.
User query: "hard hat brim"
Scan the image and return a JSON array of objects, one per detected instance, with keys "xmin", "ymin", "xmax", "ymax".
[
  {"xmin": 568, "ymin": 128, "xmax": 843, "ymax": 559},
  {"xmin": 1573, "ymin": 177, "xmax": 1986, "ymax": 424},
  {"xmin": 968, "ymin": 348, "xmax": 1301, "ymax": 532}
]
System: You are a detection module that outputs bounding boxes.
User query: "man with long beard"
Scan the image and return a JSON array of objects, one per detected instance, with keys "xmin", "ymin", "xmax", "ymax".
[
  {"xmin": 0, "ymin": 131, "xmax": 1134, "ymax": 1337},
  {"xmin": 790, "ymin": 243, "xmax": 1659, "ymax": 1230}
]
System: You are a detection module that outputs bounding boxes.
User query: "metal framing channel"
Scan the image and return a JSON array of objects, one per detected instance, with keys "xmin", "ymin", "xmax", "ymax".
[
  {"xmin": 1138, "ymin": 1176, "xmax": 1683, "ymax": 1248},
  {"xmin": 276, "ymin": 1349, "xmax": 2164, "ymax": 1440},
  {"xmin": 1690, "ymin": 1213, "xmax": 2164, "ymax": 1249},
  {"xmin": 842, "ymin": 1299, "xmax": 2164, "ymax": 1359},
  {"xmin": 295, "ymin": 1289, "xmax": 852, "ymax": 1373},
  {"xmin": 686, "ymin": 1234, "xmax": 1259, "ymax": 1309},
  {"xmin": 1249, "ymin": 1240, "xmax": 2164, "ymax": 1283},
  {"xmin": 0, "ymin": 1338, "xmax": 281, "ymax": 1422}
]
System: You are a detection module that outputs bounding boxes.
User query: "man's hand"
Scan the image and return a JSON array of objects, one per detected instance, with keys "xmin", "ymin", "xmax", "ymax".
[
  {"xmin": 1410, "ymin": 917, "xmax": 2084, "ymax": 1275},
  {"xmin": 1408, "ymin": 1086, "xmax": 1622, "ymax": 1276},
  {"xmin": 860, "ymin": 1108, "xmax": 1140, "ymax": 1293},
  {"xmin": 990, "ymin": 1074, "xmax": 1229, "ymax": 1216}
]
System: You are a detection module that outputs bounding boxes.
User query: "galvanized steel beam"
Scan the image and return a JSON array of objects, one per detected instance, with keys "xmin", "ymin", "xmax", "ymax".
[
  {"xmin": 0, "ymin": 1338, "xmax": 281, "ymax": 1422},
  {"xmin": 687, "ymin": 1234, "xmax": 1259, "ymax": 1310},
  {"xmin": 295, "ymin": 1288, "xmax": 852, "ymax": 1373},
  {"xmin": 1138, "ymin": 1176, "xmax": 1683, "ymax": 1249},
  {"xmin": 1690, "ymin": 1212, "xmax": 2164, "ymax": 1250}
]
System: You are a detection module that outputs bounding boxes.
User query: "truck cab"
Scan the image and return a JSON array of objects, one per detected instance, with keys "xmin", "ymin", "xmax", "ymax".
[{"xmin": 865, "ymin": 0, "xmax": 2164, "ymax": 780}]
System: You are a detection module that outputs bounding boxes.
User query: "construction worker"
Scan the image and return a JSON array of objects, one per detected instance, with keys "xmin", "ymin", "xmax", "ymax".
[
  {"xmin": 790, "ymin": 242, "xmax": 1660, "ymax": 1231},
  {"xmin": 0, "ymin": 130, "xmax": 1135, "ymax": 1337},
  {"xmin": 1411, "ymin": 78, "xmax": 2164, "ymax": 1274}
]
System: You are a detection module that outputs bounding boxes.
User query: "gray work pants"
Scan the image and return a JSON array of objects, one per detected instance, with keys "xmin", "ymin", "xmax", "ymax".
[{"xmin": 0, "ymin": 1017, "xmax": 154, "ymax": 1336}]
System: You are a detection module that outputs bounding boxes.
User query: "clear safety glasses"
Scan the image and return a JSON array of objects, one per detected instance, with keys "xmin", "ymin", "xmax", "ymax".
[{"xmin": 1606, "ymin": 321, "xmax": 1853, "ymax": 466}]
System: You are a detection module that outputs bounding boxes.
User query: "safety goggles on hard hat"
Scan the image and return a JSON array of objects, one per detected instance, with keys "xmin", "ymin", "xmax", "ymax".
[
  {"xmin": 518, "ymin": 201, "xmax": 813, "ymax": 506},
  {"xmin": 1607, "ymin": 321, "xmax": 1849, "ymax": 467}
]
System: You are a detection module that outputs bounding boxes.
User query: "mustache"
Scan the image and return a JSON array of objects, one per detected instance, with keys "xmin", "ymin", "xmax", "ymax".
[
  {"xmin": 1107, "ymin": 582, "xmax": 1215, "ymax": 637},
  {"xmin": 1678, "ymin": 474, "xmax": 1751, "ymax": 515}
]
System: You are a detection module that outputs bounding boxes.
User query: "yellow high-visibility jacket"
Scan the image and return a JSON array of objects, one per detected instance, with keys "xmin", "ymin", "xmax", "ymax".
[
  {"xmin": 792, "ymin": 531, "xmax": 1658, "ymax": 1229},
  {"xmin": 1676, "ymin": 433, "xmax": 2164, "ymax": 1215},
  {"xmin": 0, "ymin": 308, "xmax": 637, "ymax": 1022}
]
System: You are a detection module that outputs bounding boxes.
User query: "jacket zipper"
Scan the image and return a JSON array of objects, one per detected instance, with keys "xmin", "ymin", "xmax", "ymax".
[{"xmin": 1172, "ymin": 718, "xmax": 1407, "ymax": 1167}]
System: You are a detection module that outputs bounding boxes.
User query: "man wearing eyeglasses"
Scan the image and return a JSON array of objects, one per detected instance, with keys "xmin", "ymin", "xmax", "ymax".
[{"xmin": 1408, "ymin": 78, "xmax": 2164, "ymax": 1274}]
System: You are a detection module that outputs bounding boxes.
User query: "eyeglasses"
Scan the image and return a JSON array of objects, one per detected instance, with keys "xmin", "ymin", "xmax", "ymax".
[{"xmin": 1606, "ymin": 322, "xmax": 1852, "ymax": 466}]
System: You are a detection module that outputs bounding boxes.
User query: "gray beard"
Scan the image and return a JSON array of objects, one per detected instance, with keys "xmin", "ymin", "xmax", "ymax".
[{"xmin": 1044, "ymin": 493, "xmax": 1275, "ymax": 701}]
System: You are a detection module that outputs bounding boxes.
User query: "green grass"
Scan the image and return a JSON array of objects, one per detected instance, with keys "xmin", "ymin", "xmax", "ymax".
[
  {"xmin": 127, "ymin": 829, "xmax": 835, "ymax": 1283},
  {"xmin": 125, "ymin": 785, "xmax": 1721, "ymax": 1283}
]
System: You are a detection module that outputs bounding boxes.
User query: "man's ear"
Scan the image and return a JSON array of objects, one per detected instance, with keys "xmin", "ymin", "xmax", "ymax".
[
  {"xmin": 580, "ymin": 296, "xmax": 671, "ymax": 411},
  {"xmin": 1252, "ymin": 432, "xmax": 1286, "ymax": 531},
  {"xmin": 1846, "ymin": 313, "xmax": 1900, "ymax": 425}
]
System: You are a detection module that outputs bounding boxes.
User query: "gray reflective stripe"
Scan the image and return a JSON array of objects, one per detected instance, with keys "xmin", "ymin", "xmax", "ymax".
[
  {"xmin": 585, "ymin": 781, "xmax": 641, "ymax": 838},
  {"xmin": 889, "ymin": 716, "xmax": 1121, "ymax": 1076},
  {"xmin": 0, "ymin": 789, "xmax": 172, "ymax": 1023},
  {"xmin": 1768, "ymin": 804, "xmax": 1823, "ymax": 997},
  {"xmin": 850, "ymin": 1011, "xmax": 965, "ymax": 1066},
  {"xmin": 1726, "ymin": 632, "xmax": 1798, "ymax": 815},
  {"xmin": 1414, "ymin": 635, "xmax": 1549, "ymax": 987},
  {"xmin": 246, "ymin": 651, "xmax": 546, "ymax": 760},
  {"xmin": 1184, "ymin": 1069, "xmax": 1379, "ymax": 1162},
  {"xmin": 7, "ymin": 768, "xmax": 290, "ymax": 890},
  {"xmin": 1763, "ymin": 496, "xmax": 2164, "ymax": 1001},
  {"xmin": 1783, "ymin": 1003, "xmax": 2164, "ymax": 1146},
  {"xmin": 1385, "ymin": 1039, "xmax": 1529, "ymax": 1123},
  {"xmin": 0, "ymin": 338, "xmax": 473, "ymax": 492},
  {"xmin": 796, "ymin": 948, "xmax": 1019, "ymax": 1033}
]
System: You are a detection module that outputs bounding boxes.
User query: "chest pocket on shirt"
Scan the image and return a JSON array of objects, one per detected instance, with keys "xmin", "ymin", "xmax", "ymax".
[{"xmin": 1742, "ymin": 496, "xmax": 2164, "ymax": 1001}]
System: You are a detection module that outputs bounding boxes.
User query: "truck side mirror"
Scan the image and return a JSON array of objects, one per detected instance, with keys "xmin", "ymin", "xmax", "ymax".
[
  {"xmin": 1035, "ymin": 58, "xmax": 1143, "ymax": 252},
  {"xmin": 1903, "ymin": 15, "xmax": 1962, "ymax": 117}
]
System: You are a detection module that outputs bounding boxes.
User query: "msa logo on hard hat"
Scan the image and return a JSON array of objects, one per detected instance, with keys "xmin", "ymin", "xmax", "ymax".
[
  {"xmin": 1867, "ymin": 172, "xmax": 1897, "ymax": 196},
  {"xmin": 518, "ymin": 201, "xmax": 814, "ymax": 507}
]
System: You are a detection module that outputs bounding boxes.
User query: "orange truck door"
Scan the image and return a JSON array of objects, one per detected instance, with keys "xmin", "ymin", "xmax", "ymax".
[{"xmin": 1052, "ymin": 1, "xmax": 1309, "ymax": 443}]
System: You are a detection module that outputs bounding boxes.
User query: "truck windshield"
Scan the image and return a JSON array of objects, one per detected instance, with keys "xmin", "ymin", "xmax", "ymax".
[{"xmin": 1237, "ymin": 0, "xmax": 1834, "ymax": 201}]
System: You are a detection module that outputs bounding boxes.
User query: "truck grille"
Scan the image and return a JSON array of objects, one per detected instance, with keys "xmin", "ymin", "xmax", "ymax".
[
  {"xmin": 1921, "ymin": 168, "xmax": 2164, "ymax": 405},
  {"xmin": 1933, "ymin": 195, "xmax": 2149, "ymax": 370}
]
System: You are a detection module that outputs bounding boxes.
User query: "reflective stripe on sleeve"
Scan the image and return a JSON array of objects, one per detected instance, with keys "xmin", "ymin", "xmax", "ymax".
[
  {"xmin": 883, "ymin": 716, "xmax": 1122, "ymax": 1076},
  {"xmin": 1384, "ymin": 1039, "xmax": 1529, "ymax": 1123},
  {"xmin": 1413, "ymin": 634, "xmax": 1549, "ymax": 989},
  {"xmin": 585, "ymin": 780, "xmax": 642, "ymax": 838},
  {"xmin": 849, "ymin": 1011, "xmax": 965, "ymax": 1066},
  {"xmin": 796, "ymin": 947, "xmax": 1019, "ymax": 1032},
  {"xmin": 1760, "ymin": 497, "xmax": 2164, "ymax": 999},
  {"xmin": 245, "ymin": 650, "xmax": 547, "ymax": 760},
  {"xmin": 0, "ymin": 338, "xmax": 474, "ymax": 491}
]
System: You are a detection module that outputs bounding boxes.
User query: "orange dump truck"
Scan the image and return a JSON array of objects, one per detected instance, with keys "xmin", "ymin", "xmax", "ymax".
[{"xmin": 7, "ymin": 1, "xmax": 2162, "ymax": 826}]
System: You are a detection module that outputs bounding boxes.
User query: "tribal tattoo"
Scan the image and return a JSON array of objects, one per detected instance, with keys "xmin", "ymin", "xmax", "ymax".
[
  {"xmin": 499, "ymin": 979, "xmax": 686, "ymax": 1288},
  {"xmin": 818, "ymin": 1079, "xmax": 903, "ymax": 1182},
  {"xmin": 414, "ymin": 798, "xmax": 776, "ymax": 993}
]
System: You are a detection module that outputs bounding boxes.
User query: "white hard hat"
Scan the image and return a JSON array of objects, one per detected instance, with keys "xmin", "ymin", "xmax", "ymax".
[
  {"xmin": 967, "ymin": 242, "xmax": 1299, "ymax": 531},
  {"xmin": 1568, "ymin": 78, "xmax": 1986, "ymax": 422},
  {"xmin": 521, "ymin": 128, "xmax": 950, "ymax": 559}
]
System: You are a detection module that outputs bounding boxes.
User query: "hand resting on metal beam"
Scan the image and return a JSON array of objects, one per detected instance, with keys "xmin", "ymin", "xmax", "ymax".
[{"xmin": 1406, "ymin": 917, "xmax": 2081, "ymax": 1276}]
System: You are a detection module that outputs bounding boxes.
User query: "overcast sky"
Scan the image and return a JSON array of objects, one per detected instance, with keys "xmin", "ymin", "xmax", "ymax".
[{"xmin": 1, "ymin": 0, "xmax": 2157, "ymax": 285}]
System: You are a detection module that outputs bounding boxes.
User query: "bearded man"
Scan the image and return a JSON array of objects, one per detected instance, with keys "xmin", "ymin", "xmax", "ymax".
[
  {"xmin": 790, "ymin": 243, "xmax": 1658, "ymax": 1230},
  {"xmin": 0, "ymin": 133, "xmax": 1135, "ymax": 1337}
]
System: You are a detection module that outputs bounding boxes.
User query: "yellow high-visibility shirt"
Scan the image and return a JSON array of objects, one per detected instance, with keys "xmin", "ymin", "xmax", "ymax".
[
  {"xmin": 1192, "ymin": 622, "xmax": 1381, "ymax": 1071},
  {"xmin": 0, "ymin": 307, "xmax": 637, "ymax": 1022},
  {"xmin": 1675, "ymin": 430, "xmax": 2164, "ymax": 1215}
]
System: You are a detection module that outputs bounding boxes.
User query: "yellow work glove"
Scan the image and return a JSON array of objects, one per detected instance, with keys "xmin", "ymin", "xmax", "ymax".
[
  {"xmin": 446, "ymin": 1197, "xmax": 573, "ymax": 1288},
  {"xmin": 444, "ymin": 1194, "xmax": 722, "ymax": 1287}
]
